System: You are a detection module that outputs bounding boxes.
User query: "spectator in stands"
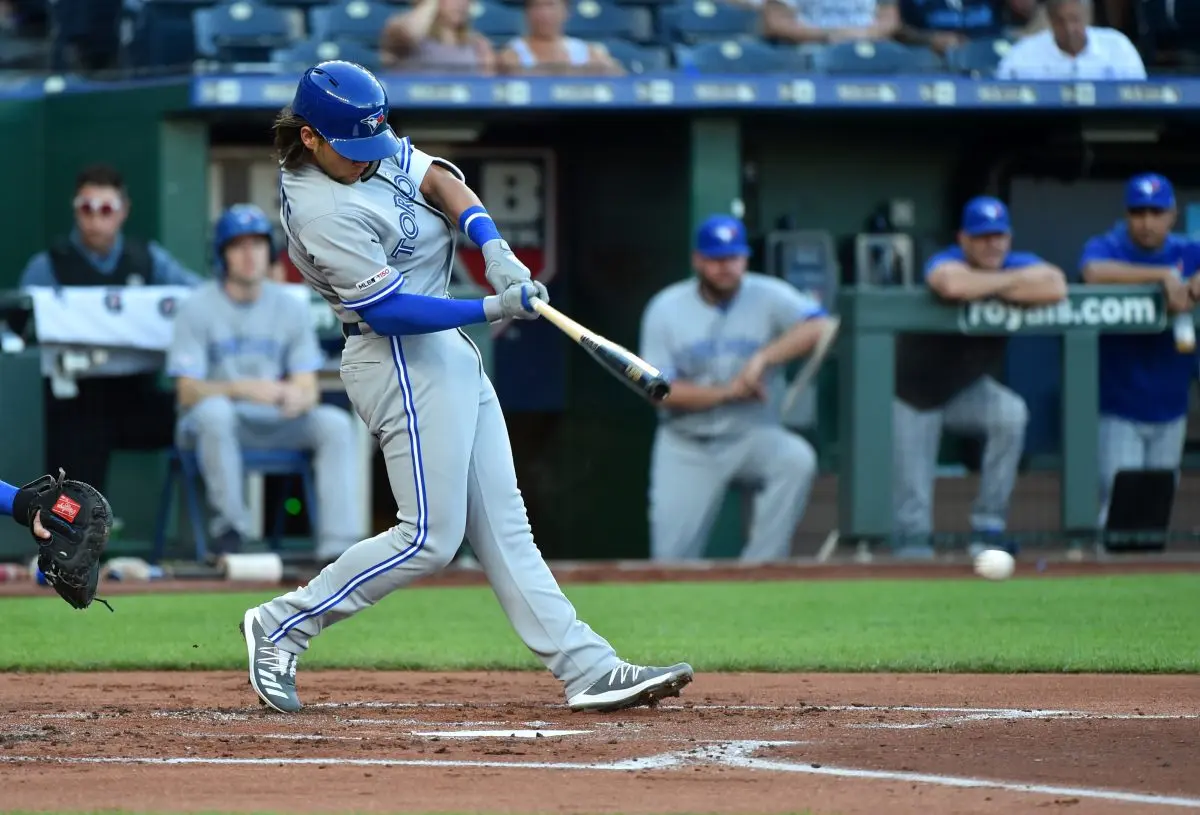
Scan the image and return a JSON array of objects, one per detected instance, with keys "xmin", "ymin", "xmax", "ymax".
[
  {"xmin": 762, "ymin": 0, "xmax": 900, "ymax": 44},
  {"xmin": 892, "ymin": 197, "xmax": 1066, "ymax": 559},
  {"xmin": 896, "ymin": 0, "xmax": 1017, "ymax": 55},
  {"xmin": 1078, "ymin": 173, "xmax": 1200, "ymax": 525},
  {"xmin": 381, "ymin": 0, "xmax": 497, "ymax": 74},
  {"xmin": 498, "ymin": 0, "xmax": 624, "ymax": 75},
  {"xmin": 995, "ymin": 0, "xmax": 1146, "ymax": 79},
  {"xmin": 167, "ymin": 205, "xmax": 362, "ymax": 563},
  {"xmin": 18, "ymin": 164, "xmax": 201, "ymax": 497}
]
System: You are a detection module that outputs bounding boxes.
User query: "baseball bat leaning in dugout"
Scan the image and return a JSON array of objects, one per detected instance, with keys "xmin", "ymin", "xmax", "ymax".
[{"xmin": 531, "ymin": 299, "xmax": 670, "ymax": 403}]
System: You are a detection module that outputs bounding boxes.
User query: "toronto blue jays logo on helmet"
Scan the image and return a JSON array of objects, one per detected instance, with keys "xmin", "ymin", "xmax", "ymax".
[
  {"xmin": 360, "ymin": 109, "xmax": 386, "ymax": 133},
  {"xmin": 981, "ymin": 202, "xmax": 1001, "ymax": 219},
  {"xmin": 1140, "ymin": 178, "xmax": 1160, "ymax": 196},
  {"xmin": 713, "ymin": 225, "xmax": 736, "ymax": 244}
]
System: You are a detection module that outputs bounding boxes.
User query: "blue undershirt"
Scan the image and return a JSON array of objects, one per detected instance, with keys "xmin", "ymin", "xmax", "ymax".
[
  {"xmin": 357, "ymin": 290, "xmax": 487, "ymax": 335},
  {"xmin": 0, "ymin": 479, "xmax": 16, "ymax": 517}
]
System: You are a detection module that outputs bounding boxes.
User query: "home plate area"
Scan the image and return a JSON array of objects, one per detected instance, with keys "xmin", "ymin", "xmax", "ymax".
[{"xmin": 0, "ymin": 671, "xmax": 1198, "ymax": 814}]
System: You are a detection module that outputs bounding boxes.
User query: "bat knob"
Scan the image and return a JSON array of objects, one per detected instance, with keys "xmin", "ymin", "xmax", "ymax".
[{"xmin": 648, "ymin": 379, "xmax": 671, "ymax": 402}]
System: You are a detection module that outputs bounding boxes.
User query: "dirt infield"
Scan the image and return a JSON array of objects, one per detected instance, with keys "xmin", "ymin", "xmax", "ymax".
[{"xmin": 1, "ymin": 671, "xmax": 1198, "ymax": 814}]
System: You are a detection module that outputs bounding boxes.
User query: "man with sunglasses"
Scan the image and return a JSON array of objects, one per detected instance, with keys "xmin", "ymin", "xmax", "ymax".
[
  {"xmin": 17, "ymin": 164, "xmax": 201, "ymax": 497},
  {"xmin": 1079, "ymin": 173, "xmax": 1200, "ymax": 524}
]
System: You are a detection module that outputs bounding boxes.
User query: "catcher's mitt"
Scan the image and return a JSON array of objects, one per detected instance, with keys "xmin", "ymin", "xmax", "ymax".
[{"xmin": 12, "ymin": 469, "xmax": 114, "ymax": 611}]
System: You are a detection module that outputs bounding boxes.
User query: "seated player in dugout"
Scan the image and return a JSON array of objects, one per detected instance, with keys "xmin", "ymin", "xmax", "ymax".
[
  {"xmin": 892, "ymin": 197, "xmax": 1066, "ymax": 559},
  {"xmin": 638, "ymin": 215, "xmax": 835, "ymax": 563},
  {"xmin": 1079, "ymin": 173, "xmax": 1200, "ymax": 525},
  {"xmin": 165, "ymin": 205, "xmax": 363, "ymax": 562},
  {"xmin": 18, "ymin": 164, "xmax": 202, "ymax": 497}
]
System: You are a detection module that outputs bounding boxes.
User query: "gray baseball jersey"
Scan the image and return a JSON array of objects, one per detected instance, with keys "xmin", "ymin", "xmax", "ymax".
[
  {"xmin": 167, "ymin": 281, "xmax": 324, "ymax": 383},
  {"xmin": 638, "ymin": 272, "xmax": 823, "ymax": 563},
  {"xmin": 167, "ymin": 281, "xmax": 362, "ymax": 556},
  {"xmin": 639, "ymin": 271, "xmax": 825, "ymax": 438},
  {"xmin": 254, "ymin": 139, "xmax": 623, "ymax": 701}
]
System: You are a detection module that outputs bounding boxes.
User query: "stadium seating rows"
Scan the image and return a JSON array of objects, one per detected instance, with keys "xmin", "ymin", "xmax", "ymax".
[
  {"xmin": 7, "ymin": 0, "xmax": 1200, "ymax": 76},
  {"xmin": 132, "ymin": 0, "xmax": 1025, "ymax": 76}
]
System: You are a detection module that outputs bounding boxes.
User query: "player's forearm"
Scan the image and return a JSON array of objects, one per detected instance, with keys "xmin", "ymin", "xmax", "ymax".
[
  {"xmin": 1000, "ymin": 264, "xmax": 1067, "ymax": 304},
  {"xmin": 926, "ymin": 263, "xmax": 1020, "ymax": 301},
  {"xmin": 1082, "ymin": 260, "xmax": 1175, "ymax": 285},
  {"xmin": 288, "ymin": 372, "xmax": 320, "ymax": 411},
  {"xmin": 177, "ymin": 378, "xmax": 245, "ymax": 410},
  {"xmin": 660, "ymin": 380, "xmax": 731, "ymax": 412},
  {"xmin": 420, "ymin": 165, "xmax": 485, "ymax": 225},
  {"xmin": 757, "ymin": 316, "xmax": 831, "ymax": 366},
  {"xmin": 0, "ymin": 479, "xmax": 15, "ymax": 517}
]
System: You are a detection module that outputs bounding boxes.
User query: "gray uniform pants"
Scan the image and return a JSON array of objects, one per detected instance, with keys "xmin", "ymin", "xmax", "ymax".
[
  {"xmin": 176, "ymin": 397, "xmax": 361, "ymax": 557},
  {"xmin": 893, "ymin": 376, "xmax": 1028, "ymax": 537},
  {"xmin": 648, "ymin": 424, "xmax": 817, "ymax": 562},
  {"xmin": 256, "ymin": 330, "xmax": 620, "ymax": 699},
  {"xmin": 1097, "ymin": 414, "xmax": 1186, "ymax": 526}
]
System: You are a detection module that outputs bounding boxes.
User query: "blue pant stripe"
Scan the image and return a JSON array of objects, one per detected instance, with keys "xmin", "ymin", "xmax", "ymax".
[{"xmin": 267, "ymin": 336, "xmax": 429, "ymax": 642}]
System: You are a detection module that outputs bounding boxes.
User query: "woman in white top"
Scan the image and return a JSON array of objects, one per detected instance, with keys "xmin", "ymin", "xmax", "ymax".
[{"xmin": 498, "ymin": 0, "xmax": 624, "ymax": 75}]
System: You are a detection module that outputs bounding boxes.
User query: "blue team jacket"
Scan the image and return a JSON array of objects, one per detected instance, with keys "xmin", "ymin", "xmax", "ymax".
[{"xmin": 1079, "ymin": 224, "xmax": 1200, "ymax": 424}]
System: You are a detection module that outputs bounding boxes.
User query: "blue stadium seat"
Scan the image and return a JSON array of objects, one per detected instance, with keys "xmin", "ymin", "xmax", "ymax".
[
  {"xmin": 564, "ymin": 0, "xmax": 647, "ymax": 41},
  {"xmin": 602, "ymin": 38, "xmax": 670, "ymax": 72},
  {"xmin": 127, "ymin": 0, "xmax": 211, "ymax": 70},
  {"xmin": 811, "ymin": 39, "xmax": 945, "ymax": 74},
  {"xmin": 272, "ymin": 37, "xmax": 382, "ymax": 69},
  {"xmin": 469, "ymin": 0, "xmax": 524, "ymax": 38},
  {"xmin": 944, "ymin": 36, "xmax": 1013, "ymax": 77},
  {"xmin": 675, "ymin": 38, "xmax": 791, "ymax": 73},
  {"xmin": 309, "ymin": 0, "xmax": 395, "ymax": 45},
  {"xmin": 193, "ymin": 1, "xmax": 303, "ymax": 64},
  {"xmin": 659, "ymin": 0, "xmax": 757, "ymax": 45}
]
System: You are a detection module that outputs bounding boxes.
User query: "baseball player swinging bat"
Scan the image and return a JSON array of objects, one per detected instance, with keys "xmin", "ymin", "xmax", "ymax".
[{"xmin": 531, "ymin": 300, "xmax": 671, "ymax": 403}]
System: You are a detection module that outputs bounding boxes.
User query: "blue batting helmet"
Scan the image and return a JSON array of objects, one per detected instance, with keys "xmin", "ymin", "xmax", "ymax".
[
  {"xmin": 214, "ymin": 204, "xmax": 275, "ymax": 275},
  {"xmin": 291, "ymin": 60, "xmax": 402, "ymax": 162}
]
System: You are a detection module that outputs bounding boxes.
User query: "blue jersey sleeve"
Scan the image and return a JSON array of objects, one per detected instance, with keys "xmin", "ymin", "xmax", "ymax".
[
  {"xmin": 1183, "ymin": 240, "xmax": 1200, "ymax": 279},
  {"xmin": 923, "ymin": 247, "xmax": 965, "ymax": 279}
]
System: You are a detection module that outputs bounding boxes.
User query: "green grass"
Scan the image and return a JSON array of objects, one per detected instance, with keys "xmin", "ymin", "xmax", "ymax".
[{"xmin": 1, "ymin": 576, "xmax": 1197, "ymax": 673}]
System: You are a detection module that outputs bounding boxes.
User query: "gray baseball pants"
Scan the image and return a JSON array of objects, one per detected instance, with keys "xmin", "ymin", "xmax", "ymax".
[
  {"xmin": 893, "ymin": 376, "xmax": 1028, "ymax": 537},
  {"xmin": 176, "ymin": 396, "xmax": 362, "ymax": 556}
]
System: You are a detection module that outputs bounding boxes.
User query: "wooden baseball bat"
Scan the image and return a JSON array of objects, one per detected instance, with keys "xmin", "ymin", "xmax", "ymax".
[{"xmin": 531, "ymin": 300, "xmax": 670, "ymax": 403}]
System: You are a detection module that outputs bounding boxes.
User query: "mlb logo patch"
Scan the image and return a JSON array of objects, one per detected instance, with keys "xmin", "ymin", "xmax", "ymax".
[{"xmin": 52, "ymin": 494, "xmax": 81, "ymax": 523}]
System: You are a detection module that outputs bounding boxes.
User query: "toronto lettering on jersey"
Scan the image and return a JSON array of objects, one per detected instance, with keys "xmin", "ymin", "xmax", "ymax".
[
  {"xmin": 958, "ymin": 292, "xmax": 1166, "ymax": 334},
  {"xmin": 390, "ymin": 174, "xmax": 420, "ymax": 258}
]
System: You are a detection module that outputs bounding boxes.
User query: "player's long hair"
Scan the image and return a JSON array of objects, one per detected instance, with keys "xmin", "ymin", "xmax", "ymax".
[{"xmin": 273, "ymin": 106, "xmax": 311, "ymax": 170}]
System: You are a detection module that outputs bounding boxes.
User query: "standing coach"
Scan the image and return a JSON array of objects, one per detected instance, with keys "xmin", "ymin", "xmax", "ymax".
[
  {"xmin": 1079, "ymin": 173, "xmax": 1200, "ymax": 524},
  {"xmin": 892, "ymin": 197, "xmax": 1067, "ymax": 558}
]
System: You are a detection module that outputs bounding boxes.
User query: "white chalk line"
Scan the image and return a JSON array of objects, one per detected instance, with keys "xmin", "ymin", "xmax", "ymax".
[{"xmin": 3, "ymin": 740, "xmax": 1198, "ymax": 809}]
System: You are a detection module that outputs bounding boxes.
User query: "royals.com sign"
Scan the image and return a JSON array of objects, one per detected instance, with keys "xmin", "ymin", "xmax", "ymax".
[{"xmin": 958, "ymin": 292, "xmax": 1167, "ymax": 334}]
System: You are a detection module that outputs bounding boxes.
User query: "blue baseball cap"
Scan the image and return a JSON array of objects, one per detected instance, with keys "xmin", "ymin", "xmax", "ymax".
[
  {"xmin": 1125, "ymin": 173, "xmax": 1175, "ymax": 209},
  {"xmin": 961, "ymin": 196, "xmax": 1011, "ymax": 236},
  {"xmin": 695, "ymin": 215, "xmax": 750, "ymax": 258}
]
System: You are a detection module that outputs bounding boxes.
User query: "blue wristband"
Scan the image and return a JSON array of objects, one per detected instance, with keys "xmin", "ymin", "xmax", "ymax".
[{"xmin": 459, "ymin": 205, "xmax": 502, "ymax": 247}]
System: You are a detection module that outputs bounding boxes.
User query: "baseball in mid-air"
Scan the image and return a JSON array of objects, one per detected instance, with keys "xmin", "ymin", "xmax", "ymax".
[{"xmin": 974, "ymin": 549, "xmax": 1016, "ymax": 581}]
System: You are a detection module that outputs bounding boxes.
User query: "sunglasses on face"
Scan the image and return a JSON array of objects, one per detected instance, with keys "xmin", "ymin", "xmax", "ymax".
[{"xmin": 74, "ymin": 197, "xmax": 123, "ymax": 217}]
